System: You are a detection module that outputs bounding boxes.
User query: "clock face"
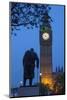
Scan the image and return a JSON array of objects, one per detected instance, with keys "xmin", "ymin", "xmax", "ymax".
[{"xmin": 42, "ymin": 32, "xmax": 49, "ymax": 40}]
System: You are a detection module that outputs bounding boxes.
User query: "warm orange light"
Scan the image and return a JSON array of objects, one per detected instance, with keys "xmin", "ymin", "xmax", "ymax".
[
  {"xmin": 41, "ymin": 75, "xmax": 54, "ymax": 90},
  {"xmin": 42, "ymin": 78, "xmax": 52, "ymax": 84}
]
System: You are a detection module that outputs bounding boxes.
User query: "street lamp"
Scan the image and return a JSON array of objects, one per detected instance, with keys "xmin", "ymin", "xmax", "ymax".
[{"xmin": 40, "ymin": 73, "xmax": 42, "ymax": 84}]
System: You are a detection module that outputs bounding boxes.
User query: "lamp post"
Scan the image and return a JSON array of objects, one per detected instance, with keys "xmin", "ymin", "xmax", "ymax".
[{"xmin": 40, "ymin": 73, "xmax": 42, "ymax": 84}]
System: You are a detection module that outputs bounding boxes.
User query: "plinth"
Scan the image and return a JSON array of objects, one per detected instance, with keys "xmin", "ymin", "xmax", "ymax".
[{"xmin": 18, "ymin": 86, "xmax": 39, "ymax": 97}]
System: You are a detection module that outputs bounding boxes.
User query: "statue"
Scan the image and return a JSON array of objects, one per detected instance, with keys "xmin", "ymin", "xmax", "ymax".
[{"xmin": 23, "ymin": 48, "xmax": 39, "ymax": 86}]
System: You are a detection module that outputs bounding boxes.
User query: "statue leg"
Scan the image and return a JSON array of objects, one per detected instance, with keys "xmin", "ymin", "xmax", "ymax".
[
  {"xmin": 29, "ymin": 78, "xmax": 32, "ymax": 86},
  {"xmin": 23, "ymin": 77, "xmax": 26, "ymax": 86}
]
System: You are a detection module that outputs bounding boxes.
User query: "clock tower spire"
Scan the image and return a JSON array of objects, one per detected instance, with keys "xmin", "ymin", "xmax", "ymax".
[{"xmin": 40, "ymin": 8, "xmax": 53, "ymax": 87}]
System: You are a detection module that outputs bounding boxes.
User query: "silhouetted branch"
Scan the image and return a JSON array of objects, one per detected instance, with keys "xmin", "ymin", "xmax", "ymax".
[{"xmin": 10, "ymin": 2, "xmax": 52, "ymax": 33}]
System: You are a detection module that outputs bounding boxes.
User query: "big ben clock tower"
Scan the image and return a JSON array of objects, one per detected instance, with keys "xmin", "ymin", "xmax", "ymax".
[{"xmin": 40, "ymin": 10, "xmax": 53, "ymax": 87}]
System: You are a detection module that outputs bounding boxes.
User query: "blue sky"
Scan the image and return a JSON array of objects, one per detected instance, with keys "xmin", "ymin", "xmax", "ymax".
[{"xmin": 10, "ymin": 5, "xmax": 64, "ymax": 88}]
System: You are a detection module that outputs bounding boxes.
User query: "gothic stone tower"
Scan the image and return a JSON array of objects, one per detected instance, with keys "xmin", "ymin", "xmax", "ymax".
[{"xmin": 40, "ymin": 11, "xmax": 53, "ymax": 87}]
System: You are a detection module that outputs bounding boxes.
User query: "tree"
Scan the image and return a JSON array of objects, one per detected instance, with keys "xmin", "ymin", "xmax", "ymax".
[
  {"xmin": 53, "ymin": 72, "xmax": 65, "ymax": 94},
  {"xmin": 10, "ymin": 2, "xmax": 52, "ymax": 35}
]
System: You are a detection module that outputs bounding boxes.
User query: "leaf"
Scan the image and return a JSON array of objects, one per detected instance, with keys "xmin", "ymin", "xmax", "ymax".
[{"xmin": 10, "ymin": 2, "xmax": 52, "ymax": 32}]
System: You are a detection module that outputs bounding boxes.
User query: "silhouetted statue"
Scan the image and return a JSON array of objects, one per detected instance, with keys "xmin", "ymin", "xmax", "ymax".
[{"xmin": 23, "ymin": 48, "xmax": 39, "ymax": 86}]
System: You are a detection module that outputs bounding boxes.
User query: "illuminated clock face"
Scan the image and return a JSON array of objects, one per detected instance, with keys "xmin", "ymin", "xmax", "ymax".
[{"xmin": 42, "ymin": 32, "xmax": 49, "ymax": 40}]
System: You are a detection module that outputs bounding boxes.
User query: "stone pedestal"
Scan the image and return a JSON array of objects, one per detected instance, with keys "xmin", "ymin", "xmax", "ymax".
[{"xmin": 18, "ymin": 86, "xmax": 39, "ymax": 97}]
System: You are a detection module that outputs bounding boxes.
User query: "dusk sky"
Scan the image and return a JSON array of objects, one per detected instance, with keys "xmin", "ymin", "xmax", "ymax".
[{"xmin": 10, "ymin": 5, "xmax": 64, "ymax": 88}]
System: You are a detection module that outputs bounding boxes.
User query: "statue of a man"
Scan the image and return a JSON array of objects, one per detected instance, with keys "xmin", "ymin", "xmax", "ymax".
[{"xmin": 23, "ymin": 48, "xmax": 39, "ymax": 86}]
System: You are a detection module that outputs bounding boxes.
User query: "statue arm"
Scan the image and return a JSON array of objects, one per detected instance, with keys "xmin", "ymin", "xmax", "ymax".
[
  {"xmin": 35, "ymin": 53, "xmax": 39, "ymax": 68},
  {"xmin": 23, "ymin": 54, "xmax": 26, "ymax": 67}
]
